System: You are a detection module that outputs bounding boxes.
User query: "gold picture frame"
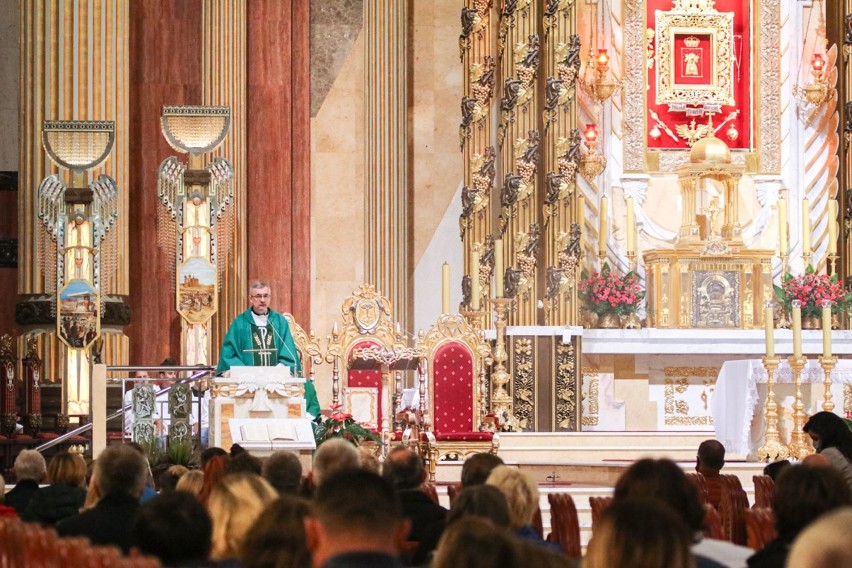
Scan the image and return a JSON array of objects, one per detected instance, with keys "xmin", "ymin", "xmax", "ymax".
[{"xmin": 655, "ymin": 8, "xmax": 734, "ymax": 106}]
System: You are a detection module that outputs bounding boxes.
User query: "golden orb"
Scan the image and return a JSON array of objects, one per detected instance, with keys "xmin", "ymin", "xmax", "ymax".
[{"xmin": 689, "ymin": 133, "xmax": 731, "ymax": 164}]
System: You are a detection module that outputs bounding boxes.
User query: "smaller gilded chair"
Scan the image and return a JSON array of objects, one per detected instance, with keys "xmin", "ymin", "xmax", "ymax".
[{"xmin": 417, "ymin": 314, "xmax": 499, "ymax": 481}]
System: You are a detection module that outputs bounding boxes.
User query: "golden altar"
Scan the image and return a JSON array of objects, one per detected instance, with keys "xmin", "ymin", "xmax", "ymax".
[{"xmin": 644, "ymin": 129, "xmax": 774, "ymax": 329}]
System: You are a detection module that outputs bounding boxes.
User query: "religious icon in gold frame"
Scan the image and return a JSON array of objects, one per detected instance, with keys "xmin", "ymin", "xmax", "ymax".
[
  {"xmin": 57, "ymin": 280, "xmax": 101, "ymax": 350},
  {"xmin": 176, "ymin": 258, "xmax": 218, "ymax": 324}
]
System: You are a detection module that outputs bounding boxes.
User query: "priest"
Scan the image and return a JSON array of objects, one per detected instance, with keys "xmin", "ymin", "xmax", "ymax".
[{"xmin": 216, "ymin": 281, "xmax": 321, "ymax": 419}]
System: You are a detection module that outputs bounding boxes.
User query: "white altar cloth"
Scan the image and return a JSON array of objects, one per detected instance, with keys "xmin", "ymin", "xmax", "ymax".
[{"xmin": 712, "ymin": 359, "xmax": 852, "ymax": 455}]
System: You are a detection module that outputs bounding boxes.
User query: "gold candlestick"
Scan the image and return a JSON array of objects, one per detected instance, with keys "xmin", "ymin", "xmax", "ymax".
[
  {"xmin": 489, "ymin": 297, "xmax": 515, "ymax": 428},
  {"xmin": 461, "ymin": 308, "xmax": 486, "ymax": 333},
  {"xmin": 828, "ymin": 253, "xmax": 838, "ymax": 276},
  {"xmin": 627, "ymin": 250, "xmax": 637, "ymax": 272},
  {"xmin": 786, "ymin": 355, "xmax": 814, "ymax": 460},
  {"xmin": 780, "ymin": 252, "xmax": 789, "ymax": 277},
  {"xmin": 757, "ymin": 356, "xmax": 789, "ymax": 462},
  {"xmin": 818, "ymin": 355, "xmax": 836, "ymax": 412}
]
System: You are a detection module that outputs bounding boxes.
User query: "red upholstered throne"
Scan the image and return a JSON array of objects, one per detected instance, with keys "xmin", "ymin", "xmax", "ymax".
[
  {"xmin": 417, "ymin": 314, "xmax": 499, "ymax": 481},
  {"xmin": 326, "ymin": 285, "xmax": 408, "ymax": 447}
]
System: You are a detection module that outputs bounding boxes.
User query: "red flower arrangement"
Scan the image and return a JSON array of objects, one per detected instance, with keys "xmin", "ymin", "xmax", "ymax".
[
  {"xmin": 775, "ymin": 266, "xmax": 852, "ymax": 317},
  {"xmin": 578, "ymin": 263, "xmax": 644, "ymax": 316},
  {"xmin": 314, "ymin": 403, "xmax": 382, "ymax": 447}
]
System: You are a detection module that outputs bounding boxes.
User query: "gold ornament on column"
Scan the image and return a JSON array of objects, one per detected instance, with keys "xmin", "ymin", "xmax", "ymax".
[
  {"xmin": 157, "ymin": 106, "xmax": 235, "ymax": 366},
  {"xmin": 37, "ymin": 120, "xmax": 119, "ymax": 416},
  {"xmin": 757, "ymin": 302, "xmax": 788, "ymax": 462},
  {"xmin": 787, "ymin": 300, "xmax": 813, "ymax": 460},
  {"xmin": 579, "ymin": 123, "xmax": 607, "ymax": 179}
]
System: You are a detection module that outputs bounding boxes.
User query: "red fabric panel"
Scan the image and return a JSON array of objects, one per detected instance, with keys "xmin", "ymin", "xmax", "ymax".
[
  {"xmin": 347, "ymin": 340, "xmax": 384, "ymax": 428},
  {"xmin": 433, "ymin": 342, "xmax": 474, "ymax": 433},
  {"xmin": 435, "ymin": 432, "xmax": 494, "ymax": 442}
]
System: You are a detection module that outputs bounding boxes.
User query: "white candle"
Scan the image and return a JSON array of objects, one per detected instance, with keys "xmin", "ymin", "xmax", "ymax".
[
  {"xmin": 778, "ymin": 197, "xmax": 787, "ymax": 256},
  {"xmin": 441, "ymin": 263, "xmax": 450, "ymax": 314},
  {"xmin": 764, "ymin": 305, "xmax": 775, "ymax": 358},
  {"xmin": 802, "ymin": 198, "xmax": 811, "ymax": 257},
  {"xmin": 822, "ymin": 303, "xmax": 832, "ymax": 358},
  {"xmin": 828, "ymin": 199, "xmax": 838, "ymax": 255},
  {"xmin": 792, "ymin": 303, "xmax": 802, "ymax": 359},
  {"xmin": 494, "ymin": 239, "xmax": 504, "ymax": 298},
  {"xmin": 471, "ymin": 251, "xmax": 481, "ymax": 310},
  {"xmin": 599, "ymin": 196, "xmax": 608, "ymax": 257},
  {"xmin": 626, "ymin": 197, "xmax": 636, "ymax": 253}
]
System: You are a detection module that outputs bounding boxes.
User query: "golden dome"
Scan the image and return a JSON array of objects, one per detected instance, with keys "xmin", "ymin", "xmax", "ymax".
[{"xmin": 689, "ymin": 133, "xmax": 731, "ymax": 164}]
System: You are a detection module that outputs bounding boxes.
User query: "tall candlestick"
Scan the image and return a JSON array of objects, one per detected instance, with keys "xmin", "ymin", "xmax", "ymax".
[
  {"xmin": 801, "ymin": 198, "xmax": 811, "ymax": 258},
  {"xmin": 599, "ymin": 196, "xmax": 608, "ymax": 257},
  {"xmin": 792, "ymin": 301, "xmax": 802, "ymax": 359},
  {"xmin": 828, "ymin": 199, "xmax": 838, "ymax": 255},
  {"xmin": 764, "ymin": 304, "xmax": 775, "ymax": 358},
  {"xmin": 626, "ymin": 197, "xmax": 636, "ymax": 253},
  {"xmin": 778, "ymin": 197, "xmax": 787, "ymax": 256},
  {"xmin": 471, "ymin": 251, "xmax": 481, "ymax": 310},
  {"xmin": 441, "ymin": 263, "xmax": 450, "ymax": 314},
  {"xmin": 494, "ymin": 239, "xmax": 504, "ymax": 298},
  {"xmin": 822, "ymin": 302, "xmax": 832, "ymax": 358}
]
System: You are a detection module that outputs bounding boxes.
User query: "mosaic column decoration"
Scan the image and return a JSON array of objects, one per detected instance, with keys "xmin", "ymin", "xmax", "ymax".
[
  {"xmin": 37, "ymin": 120, "xmax": 120, "ymax": 417},
  {"xmin": 459, "ymin": 0, "xmax": 497, "ymax": 323},
  {"xmin": 18, "ymin": 0, "xmax": 130, "ymax": 415},
  {"xmin": 830, "ymin": 2, "xmax": 851, "ymax": 289},
  {"xmin": 0, "ymin": 335, "xmax": 17, "ymax": 437},
  {"xmin": 542, "ymin": 1, "xmax": 583, "ymax": 325},
  {"xmin": 365, "ymin": 0, "xmax": 411, "ymax": 329},
  {"xmin": 157, "ymin": 106, "xmax": 235, "ymax": 369},
  {"xmin": 22, "ymin": 336, "xmax": 43, "ymax": 436},
  {"xmin": 497, "ymin": 0, "xmax": 542, "ymax": 326}
]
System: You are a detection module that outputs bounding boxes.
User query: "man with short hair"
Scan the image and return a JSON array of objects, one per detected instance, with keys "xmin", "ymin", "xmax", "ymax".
[
  {"xmin": 306, "ymin": 469, "xmax": 410, "ymax": 568},
  {"xmin": 216, "ymin": 281, "xmax": 320, "ymax": 418},
  {"xmin": 382, "ymin": 446, "xmax": 447, "ymax": 543},
  {"xmin": 696, "ymin": 439, "xmax": 726, "ymax": 509},
  {"xmin": 313, "ymin": 439, "xmax": 362, "ymax": 488},
  {"xmin": 263, "ymin": 450, "xmax": 303, "ymax": 495},
  {"xmin": 5, "ymin": 450, "xmax": 46, "ymax": 516},
  {"xmin": 132, "ymin": 492, "xmax": 213, "ymax": 566},
  {"xmin": 57, "ymin": 444, "xmax": 148, "ymax": 553}
]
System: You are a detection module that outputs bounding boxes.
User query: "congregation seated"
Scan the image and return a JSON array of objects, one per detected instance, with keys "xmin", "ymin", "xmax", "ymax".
[
  {"xmin": 156, "ymin": 464, "xmax": 189, "ymax": 494},
  {"xmin": 310, "ymin": 438, "xmax": 362, "ymax": 490},
  {"xmin": 382, "ymin": 446, "xmax": 448, "ymax": 564},
  {"xmin": 696, "ymin": 439, "xmax": 727, "ymax": 509},
  {"xmin": 207, "ymin": 473, "xmax": 277, "ymax": 562},
  {"xmin": 612, "ymin": 458, "xmax": 751, "ymax": 568},
  {"xmin": 746, "ymin": 464, "xmax": 851, "ymax": 568},
  {"xmin": 802, "ymin": 411, "xmax": 852, "ymax": 492},
  {"xmin": 23, "ymin": 451, "xmax": 87, "ymax": 525},
  {"xmin": 132, "ymin": 491, "xmax": 216, "ymax": 567},
  {"xmin": 56, "ymin": 444, "xmax": 147, "ymax": 553},
  {"xmin": 241, "ymin": 495, "xmax": 312, "ymax": 568},
  {"xmin": 5, "ymin": 449, "xmax": 46, "ymax": 516},
  {"xmin": 261, "ymin": 450, "xmax": 303, "ymax": 495},
  {"xmin": 175, "ymin": 469, "xmax": 204, "ymax": 497}
]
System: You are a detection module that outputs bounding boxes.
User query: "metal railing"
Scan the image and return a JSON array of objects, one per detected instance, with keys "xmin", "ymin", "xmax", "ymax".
[{"xmin": 39, "ymin": 364, "xmax": 215, "ymax": 457}]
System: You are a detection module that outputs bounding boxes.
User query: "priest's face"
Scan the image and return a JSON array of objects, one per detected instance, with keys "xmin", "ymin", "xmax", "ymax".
[{"xmin": 250, "ymin": 286, "xmax": 271, "ymax": 315}]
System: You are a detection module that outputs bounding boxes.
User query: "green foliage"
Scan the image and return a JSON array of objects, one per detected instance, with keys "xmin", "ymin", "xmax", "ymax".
[{"xmin": 315, "ymin": 404, "xmax": 383, "ymax": 447}]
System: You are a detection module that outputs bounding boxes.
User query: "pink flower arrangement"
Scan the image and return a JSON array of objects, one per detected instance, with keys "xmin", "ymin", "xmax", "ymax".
[
  {"xmin": 775, "ymin": 266, "xmax": 852, "ymax": 317},
  {"xmin": 314, "ymin": 403, "xmax": 382, "ymax": 447},
  {"xmin": 578, "ymin": 263, "xmax": 644, "ymax": 316}
]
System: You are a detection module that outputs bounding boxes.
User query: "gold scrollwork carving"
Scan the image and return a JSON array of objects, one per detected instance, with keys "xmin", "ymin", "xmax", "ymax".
[
  {"xmin": 581, "ymin": 370, "xmax": 599, "ymax": 427},
  {"xmin": 664, "ymin": 367, "xmax": 717, "ymax": 426},
  {"xmin": 512, "ymin": 338, "xmax": 534, "ymax": 430},
  {"xmin": 844, "ymin": 384, "xmax": 852, "ymax": 417},
  {"xmin": 555, "ymin": 342, "xmax": 578, "ymax": 430}
]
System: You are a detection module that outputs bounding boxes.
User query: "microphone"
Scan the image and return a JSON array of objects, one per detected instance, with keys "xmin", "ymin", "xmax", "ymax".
[{"xmin": 268, "ymin": 309, "xmax": 303, "ymax": 377}]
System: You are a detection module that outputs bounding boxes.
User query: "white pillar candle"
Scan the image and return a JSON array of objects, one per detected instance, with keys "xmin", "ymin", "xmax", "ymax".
[
  {"xmin": 764, "ymin": 305, "xmax": 775, "ymax": 358},
  {"xmin": 494, "ymin": 239, "xmax": 504, "ymax": 298}
]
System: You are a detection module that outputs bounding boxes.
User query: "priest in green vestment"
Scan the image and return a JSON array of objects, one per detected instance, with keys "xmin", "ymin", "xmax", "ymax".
[{"xmin": 216, "ymin": 282, "xmax": 321, "ymax": 419}]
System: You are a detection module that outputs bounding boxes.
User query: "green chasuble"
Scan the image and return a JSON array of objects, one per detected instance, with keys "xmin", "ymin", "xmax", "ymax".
[{"xmin": 216, "ymin": 308, "xmax": 321, "ymax": 418}]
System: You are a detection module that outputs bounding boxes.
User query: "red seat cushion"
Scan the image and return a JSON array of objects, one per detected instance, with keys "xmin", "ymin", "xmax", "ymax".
[
  {"xmin": 36, "ymin": 432, "xmax": 59, "ymax": 440},
  {"xmin": 347, "ymin": 340, "xmax": 385, "ymax": 428},
  {"xmin": 435, "ymin": 432, "xmax": 494, "ymax": 442}
]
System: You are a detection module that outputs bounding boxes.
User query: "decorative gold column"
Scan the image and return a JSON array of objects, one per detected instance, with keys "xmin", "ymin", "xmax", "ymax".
[
  {"xmin": 497, "ymin": 2, "xmax": 541, "ymax": 326},
  {"xmin": 365, "ymin": 0, "xmax": 410, "ymax": 328},
  {"xmin": 202, "ymin": 0, "xmax": 247, "ymax": 357},
  {"xmin": 542, "ymin": 1, "xmax": 583, "ymax": 325},
  {"xmin": 19, "ymin": 0, "xmax": 129, "ymax": 399},
  {"xmin": 459, "ymin": 1, "xmax": 496, "ymax": 324}
]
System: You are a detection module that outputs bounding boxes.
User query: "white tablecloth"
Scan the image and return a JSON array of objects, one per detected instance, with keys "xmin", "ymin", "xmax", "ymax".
[{"xmin": 712, "ymin": 359, "xmax": 852, "ymax": 455}]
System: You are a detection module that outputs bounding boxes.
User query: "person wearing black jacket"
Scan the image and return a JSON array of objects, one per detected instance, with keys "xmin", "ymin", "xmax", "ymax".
[{"xmin": 24, "ymin": 452, "xmax": 87, "ymax": 525}]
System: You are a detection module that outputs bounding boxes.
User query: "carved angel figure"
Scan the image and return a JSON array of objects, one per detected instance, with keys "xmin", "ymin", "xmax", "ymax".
[
  {"xmin": 461, "ymin": 186, "xmax": 478, "ymax": 218},
  {"xmin": 501, "ymin": 78, "xmax": 523, "ymax": 114},
  {"xmin": 546, "ymin": 266, "xmax": 567, "ymax": 299},
  {"xmin": 504, "ymin": 267, "xmax": 524, "ymax": 299},
  {"xmin": 460, "ymin": 96, "xmax": 479, "ymax": 130},
  {"xmin": 501, "ymin": 173, "xmax": 522, "ymax": 208},
  {"xmin": 545, "ymin": 172, "xmax": 566, "ymax": 205},
  {"xmin": 544, "ymin": 77, "xmax": 567, "ymax": 113}
]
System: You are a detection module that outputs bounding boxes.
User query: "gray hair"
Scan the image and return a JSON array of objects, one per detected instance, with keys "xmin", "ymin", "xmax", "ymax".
[
  {"xmin": 14, "ymin": 449, "xmax": 47, "ymax": 482},
  {"xmin": 313, "ymin": 439, "xmax": 361, "ymax": 487},
  {"xmin": 249, "ymin": 281, "xmax": 270, "ymax": 295}
]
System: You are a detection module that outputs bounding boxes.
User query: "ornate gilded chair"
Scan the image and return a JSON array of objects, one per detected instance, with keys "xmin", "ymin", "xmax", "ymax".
[
  {"xmin": 416, "ymin": 314, "xmax": 499, "ymax": 480},
  {"xmin": 325, "ymin": 285, "xmax": 408, "ymax": 440},
  {"xmin": 282, "ymin": 313, "xmax": 323, "ymax": 382}
]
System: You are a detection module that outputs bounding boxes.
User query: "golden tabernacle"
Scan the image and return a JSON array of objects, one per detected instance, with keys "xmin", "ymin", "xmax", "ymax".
[{"xmin": 644, "ymin": 128, "xmax": 773, "ymax": 329}]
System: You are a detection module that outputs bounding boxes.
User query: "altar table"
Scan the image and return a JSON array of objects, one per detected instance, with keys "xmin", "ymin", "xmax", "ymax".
[{"xmin": 712, "ymin": 359, "xmax": 852, "ymax": 456}]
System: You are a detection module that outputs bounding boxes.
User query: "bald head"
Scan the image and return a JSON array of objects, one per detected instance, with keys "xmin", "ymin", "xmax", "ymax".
[{"xmin": 697, "ymin": 439, "xmax": 725, "ymax": 475}]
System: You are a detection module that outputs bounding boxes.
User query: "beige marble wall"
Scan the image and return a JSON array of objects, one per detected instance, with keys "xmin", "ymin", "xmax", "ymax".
[{"xmin": 0, "ymin": 0, "xmax": 19, "ymax": 171}]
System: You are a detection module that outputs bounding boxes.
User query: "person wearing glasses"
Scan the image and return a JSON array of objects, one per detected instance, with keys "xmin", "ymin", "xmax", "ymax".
[{"xmin": 216, "ymin": 281, "xmax": 320, "ymax": 419}]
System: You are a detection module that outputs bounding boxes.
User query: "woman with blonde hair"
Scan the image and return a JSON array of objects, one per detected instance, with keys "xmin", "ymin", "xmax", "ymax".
[
  {"xmin": 23, "ymin": 452, "xmax": 87, "ymax": 525},
  {"xmin": 486, "ymin": 466, "xmax": 561, "ymax": 553},
  {"xmin": 241, "ymin": 495, "xmax": 312, "ymax": 568},
  {"xmin": 175, "ymin": 469, "xmax": 204, "ymax": 497},
  {"xmin": 207, "ymin": 473, "xmax": 278, "ymax": 560},
  {"xmin": 585, "ymin": 500, "xmax": 695, "ymax": 568}
]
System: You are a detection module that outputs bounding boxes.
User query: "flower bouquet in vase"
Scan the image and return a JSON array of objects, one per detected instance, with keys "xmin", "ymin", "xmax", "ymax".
[
  {"xmin": 578, "ymin": 263, "xmax": 644, "ymax": 329},
  {"xmin": 314, "ymin": 403, "xmax": 383, "ymax": 447},
  {"xmin": 774, "ymin": 266, "xmax": 852, "ymax": 329}
]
